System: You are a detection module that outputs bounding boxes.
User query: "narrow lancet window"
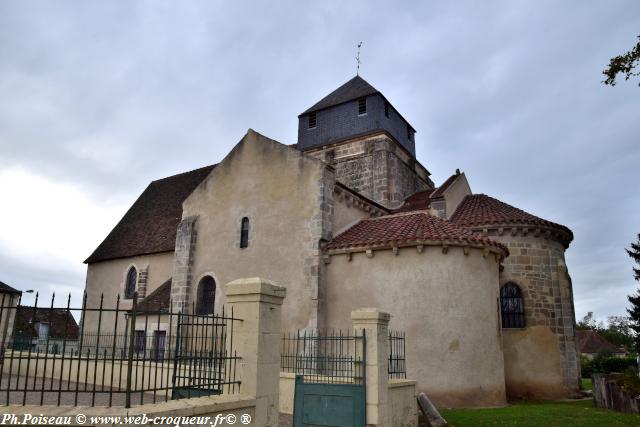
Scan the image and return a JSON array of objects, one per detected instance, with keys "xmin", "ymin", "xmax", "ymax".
[{"xmin": 240, "ymin": 217, "xmax": 250, "ymax": 249}]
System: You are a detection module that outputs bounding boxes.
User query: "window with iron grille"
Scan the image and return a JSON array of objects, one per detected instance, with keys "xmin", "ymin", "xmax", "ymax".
[
  {"xmin": 240, "ymin": 217, "xmax": 250, "ymax": 249},
  {"xmin": 125, "ymin": 267, "xmax": 137, "ymax": 299},
  {"xmin": 500, "ymin": 282, "xmax": 525, "ymax": 328},
  {"xmin": 308, "ymin": 112, "xmax": 316, "ymax": 129},
  {"xmin": 196, "ymin": 276, "xmax": 216, "ymax": 315},
  {"xmin": 358, "ymin": 97, "xmax": 367, "ymax": 115}
]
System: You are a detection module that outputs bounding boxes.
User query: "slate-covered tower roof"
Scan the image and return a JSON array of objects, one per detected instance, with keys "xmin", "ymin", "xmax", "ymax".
[{"xmin": 297, "ymin": 76, "xmax": 417, "ymax": 156}]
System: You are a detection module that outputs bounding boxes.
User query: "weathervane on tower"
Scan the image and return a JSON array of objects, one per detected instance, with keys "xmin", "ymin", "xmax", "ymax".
[{"xmin": 356, "ymin": 41, "xmax": 363, "ymax": 75}]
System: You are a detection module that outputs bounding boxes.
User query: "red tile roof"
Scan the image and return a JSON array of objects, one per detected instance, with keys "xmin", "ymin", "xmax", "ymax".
[
  {"xmin": 451, "ymin": 194, "xmax": 573, "ymax": 244},
  {"xmin": 575, "ymin": 330, "xmax": 627, "ymax": 355},
  {"xmin": 324, "ymin": 211, "xmax": 508, "ymax": 256},
  {"xmin": 85, "ymin": 165, "xmax": 215, "ymax": 264}
]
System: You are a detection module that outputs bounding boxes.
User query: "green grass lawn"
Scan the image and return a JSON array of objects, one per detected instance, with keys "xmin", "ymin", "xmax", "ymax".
[
  {"xmin": 581, "ymin": 378, "xmax": 593, "ymax": 391},
  {"xmin": 440, "ymin": 400, "xmax": 640, "ymax": 427}
]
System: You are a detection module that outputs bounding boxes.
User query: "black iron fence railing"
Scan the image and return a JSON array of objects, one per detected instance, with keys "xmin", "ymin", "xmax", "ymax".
[
  {"xmin": 0, "ymin": 291, "xmax": 240, "ymax": 408},
  {"xmin": 280, "ymin": 329, "xmax": 366, "ymax": 384},
  {"xmin": 388, "ymin": 330, "xmax": 407, "ymax": 379}
]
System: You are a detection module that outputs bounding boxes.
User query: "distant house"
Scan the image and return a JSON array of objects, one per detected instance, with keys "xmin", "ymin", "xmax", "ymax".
[
  {"xmin": 575, "ymin": 330, "xmax": 628, "ymax": 359},
  {"xmin": 127, "ymin": 278, "xmax": 172, "ymax": 362},
  {"xmin": 11, "ymin": 306, "xmax": 80, "ymax": 354},
  {"xmin": 0, "ymin": 281, "xmax": 21, "ymax": 350}
]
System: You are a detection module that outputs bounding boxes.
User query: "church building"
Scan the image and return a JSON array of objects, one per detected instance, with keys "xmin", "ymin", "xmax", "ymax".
[{"xmin": 83, "ymin": 76, "xmax": 581, "ymax": 407}]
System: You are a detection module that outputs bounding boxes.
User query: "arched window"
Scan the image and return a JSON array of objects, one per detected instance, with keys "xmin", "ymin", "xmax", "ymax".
[
  {"xmin": 500, "ymin": 282, "xmax": 525, "ymax": 328},
  {"xmin": 125, "ymin": 267, "xmax": 137, "ymax": 299},
  {"xmin": 196, "ymin": 276, "xmax": 216, "ymax": 315},
  {"xmin": 240, "ymin": 217, "xmax": 250, "ymax": 249}
]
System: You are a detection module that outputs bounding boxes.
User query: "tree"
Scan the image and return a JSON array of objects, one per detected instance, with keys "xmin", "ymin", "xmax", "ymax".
[
  {"xmin": 603, "ymin": 35, "xmax": 640, "ymax": 86},
  {"xmin": 627, "ymin": 234, "xmax": 640, "ymax": 349}
]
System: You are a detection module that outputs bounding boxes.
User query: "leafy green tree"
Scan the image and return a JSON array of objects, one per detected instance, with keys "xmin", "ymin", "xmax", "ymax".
[
  {"xmin": 603, "ymin": 35, "xmax": 640, "ymax": 86},
  {"xmin": 601, "ymin": 316, "xmax": 635, "ymax": 351},
  {"xmin": 627, "ymin": 234, "xmax": 640, "ymax": 349}
]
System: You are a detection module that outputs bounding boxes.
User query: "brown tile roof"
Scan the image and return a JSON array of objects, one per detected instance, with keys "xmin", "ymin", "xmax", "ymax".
[
  {"xmin": 12, "ymin": 306, "xmax": 80, "ymax": 340},
  {"xmin": 0, "ymin": 280, "xmax": 21, "ymax": 295},
  {"xmin": 135, "ymin": 279, "xmax": 172, "ymax": 313},
  {"xmin": 450, "ymin": 194, "xmax": 573, "ymax": 245},
  {"xmin": 575, "ymin": 330, "xmax": 627, "ymax": 355},
  {"xmin": 85, "ymin": 165, "xmax": 215, "ymax": 264},
  {"xmin": 324, "ymin": 211, "xmax": 508, "ymax": 256}
]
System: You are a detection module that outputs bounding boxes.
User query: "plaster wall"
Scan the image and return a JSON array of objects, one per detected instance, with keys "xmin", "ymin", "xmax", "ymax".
[
  {"xmin": 442, "ymin": 173, "xmax": 472, "ymax": 219},
  {"xmin": 324, "ymin": 246, "xmax": 506, "ymax": 408},
  {"xmin": 83, "ymin": 252, "xmax": 174, "ymax": 334},
  {"xmin": 181, "ymin": 131, "xmax": 330, "ymax": 330},
  {"xmin": 332, "ymin": 192, "xmax": 372, "ymax": 234}
]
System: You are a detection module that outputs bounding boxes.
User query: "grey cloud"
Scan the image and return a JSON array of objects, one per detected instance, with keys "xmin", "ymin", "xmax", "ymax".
[{"xmin": 0, "ymin": 0, "xmax": 638, "ymax": 319}]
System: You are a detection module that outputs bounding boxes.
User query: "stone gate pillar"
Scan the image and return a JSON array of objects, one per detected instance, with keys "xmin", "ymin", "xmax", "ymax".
[
  {"xmin": 226, "ymin": 277, "xmax": 286, "ymax": 427},
  {"xmin": 351, "ymin": 308, "xmax": 390, "ymax": 427}
]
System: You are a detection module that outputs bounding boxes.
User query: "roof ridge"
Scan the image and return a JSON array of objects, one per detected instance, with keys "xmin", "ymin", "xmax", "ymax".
[
  {"xmin": 301, "ymin": 75, "xmax": 380, "ymax": 115},
  {"xmin": 151, "ymin": 164, "xmax": 216, "ymax": 183},
  {"xmin": 366, "ymin": 210, "xmax": 431, "ymax": 220}
]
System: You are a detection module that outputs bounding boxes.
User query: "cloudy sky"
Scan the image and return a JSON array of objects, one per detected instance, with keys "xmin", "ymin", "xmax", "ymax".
[{"xmin": 0, "ymin": 1, "xmax": 638, "ymax": 321}]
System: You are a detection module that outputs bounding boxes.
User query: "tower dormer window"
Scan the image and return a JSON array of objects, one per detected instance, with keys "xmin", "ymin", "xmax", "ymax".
[
  {"xmin": 384, "ymin": 102, "xmax": 389, "ymax": 118},
  {"xmin": 407, "ymin": 124, "xmax": 411, "ymax": 140},
  {"xmin": 358, "ymin": 97, "xmax": 367, "ymax": 115},
  {"xmin": 308, "ymin": 112, "xmax": 316, "ymax": 129}
]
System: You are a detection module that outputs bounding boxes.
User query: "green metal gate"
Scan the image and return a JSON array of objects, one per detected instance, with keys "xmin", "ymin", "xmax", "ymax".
[
  {"xmin": 282, "ymin": 329, "xmax": 366, "ymax": 427},
  {"xmin": 171, "ymin": 307, "xmax": 240, "ymax": 400}
]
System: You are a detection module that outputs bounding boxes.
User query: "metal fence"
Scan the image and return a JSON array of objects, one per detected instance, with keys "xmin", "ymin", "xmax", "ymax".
[
  {"xmin": 0, "ymin": 292, "xmax": 240, "ymax": 408},
  {"xmin": 280, "ymin": 329, "xmax": 366, "ymax": 384},
  {"xmin": 388, "ymin": 330, "xmax": 406, "ymax": 379}
]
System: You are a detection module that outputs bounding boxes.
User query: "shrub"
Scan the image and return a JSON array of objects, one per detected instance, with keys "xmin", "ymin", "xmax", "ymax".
[{"xmin": 582, "ymin": 352, "xmax": 638, "ymax": 378}]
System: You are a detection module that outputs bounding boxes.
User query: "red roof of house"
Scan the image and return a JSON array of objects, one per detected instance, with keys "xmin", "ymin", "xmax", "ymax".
[
  {"xmin": 12, "ymin": 306, "xmax": 80, "ymax": 340},
  {"xmin": 575, "ymin": 330, "xmax": 627, "ymax": 355},
  {"xmin": 85, "ymin": 165, "xmax": 215, "ymax": 264},
  {"xmin": 451, "ymin": 194, "xmax": 573, "ymax": 244},
  {"xmin": 324, "ymin": 211, "xmax": 508, "ymax": 256}
]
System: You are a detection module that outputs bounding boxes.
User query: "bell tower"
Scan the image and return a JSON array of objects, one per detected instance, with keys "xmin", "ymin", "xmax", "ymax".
[{"xmin": 297, "ymin": 76, "xmax": 433, "ymax": 209}]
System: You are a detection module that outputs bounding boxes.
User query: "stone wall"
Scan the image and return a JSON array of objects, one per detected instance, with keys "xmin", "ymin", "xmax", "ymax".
[
  {"xmin": 305, "ymin": 133, "xmax": 432, "ymax": 209},
  {"xmin": 482, "ymin": 228, "xmax": 580, "ymax": 399}
]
